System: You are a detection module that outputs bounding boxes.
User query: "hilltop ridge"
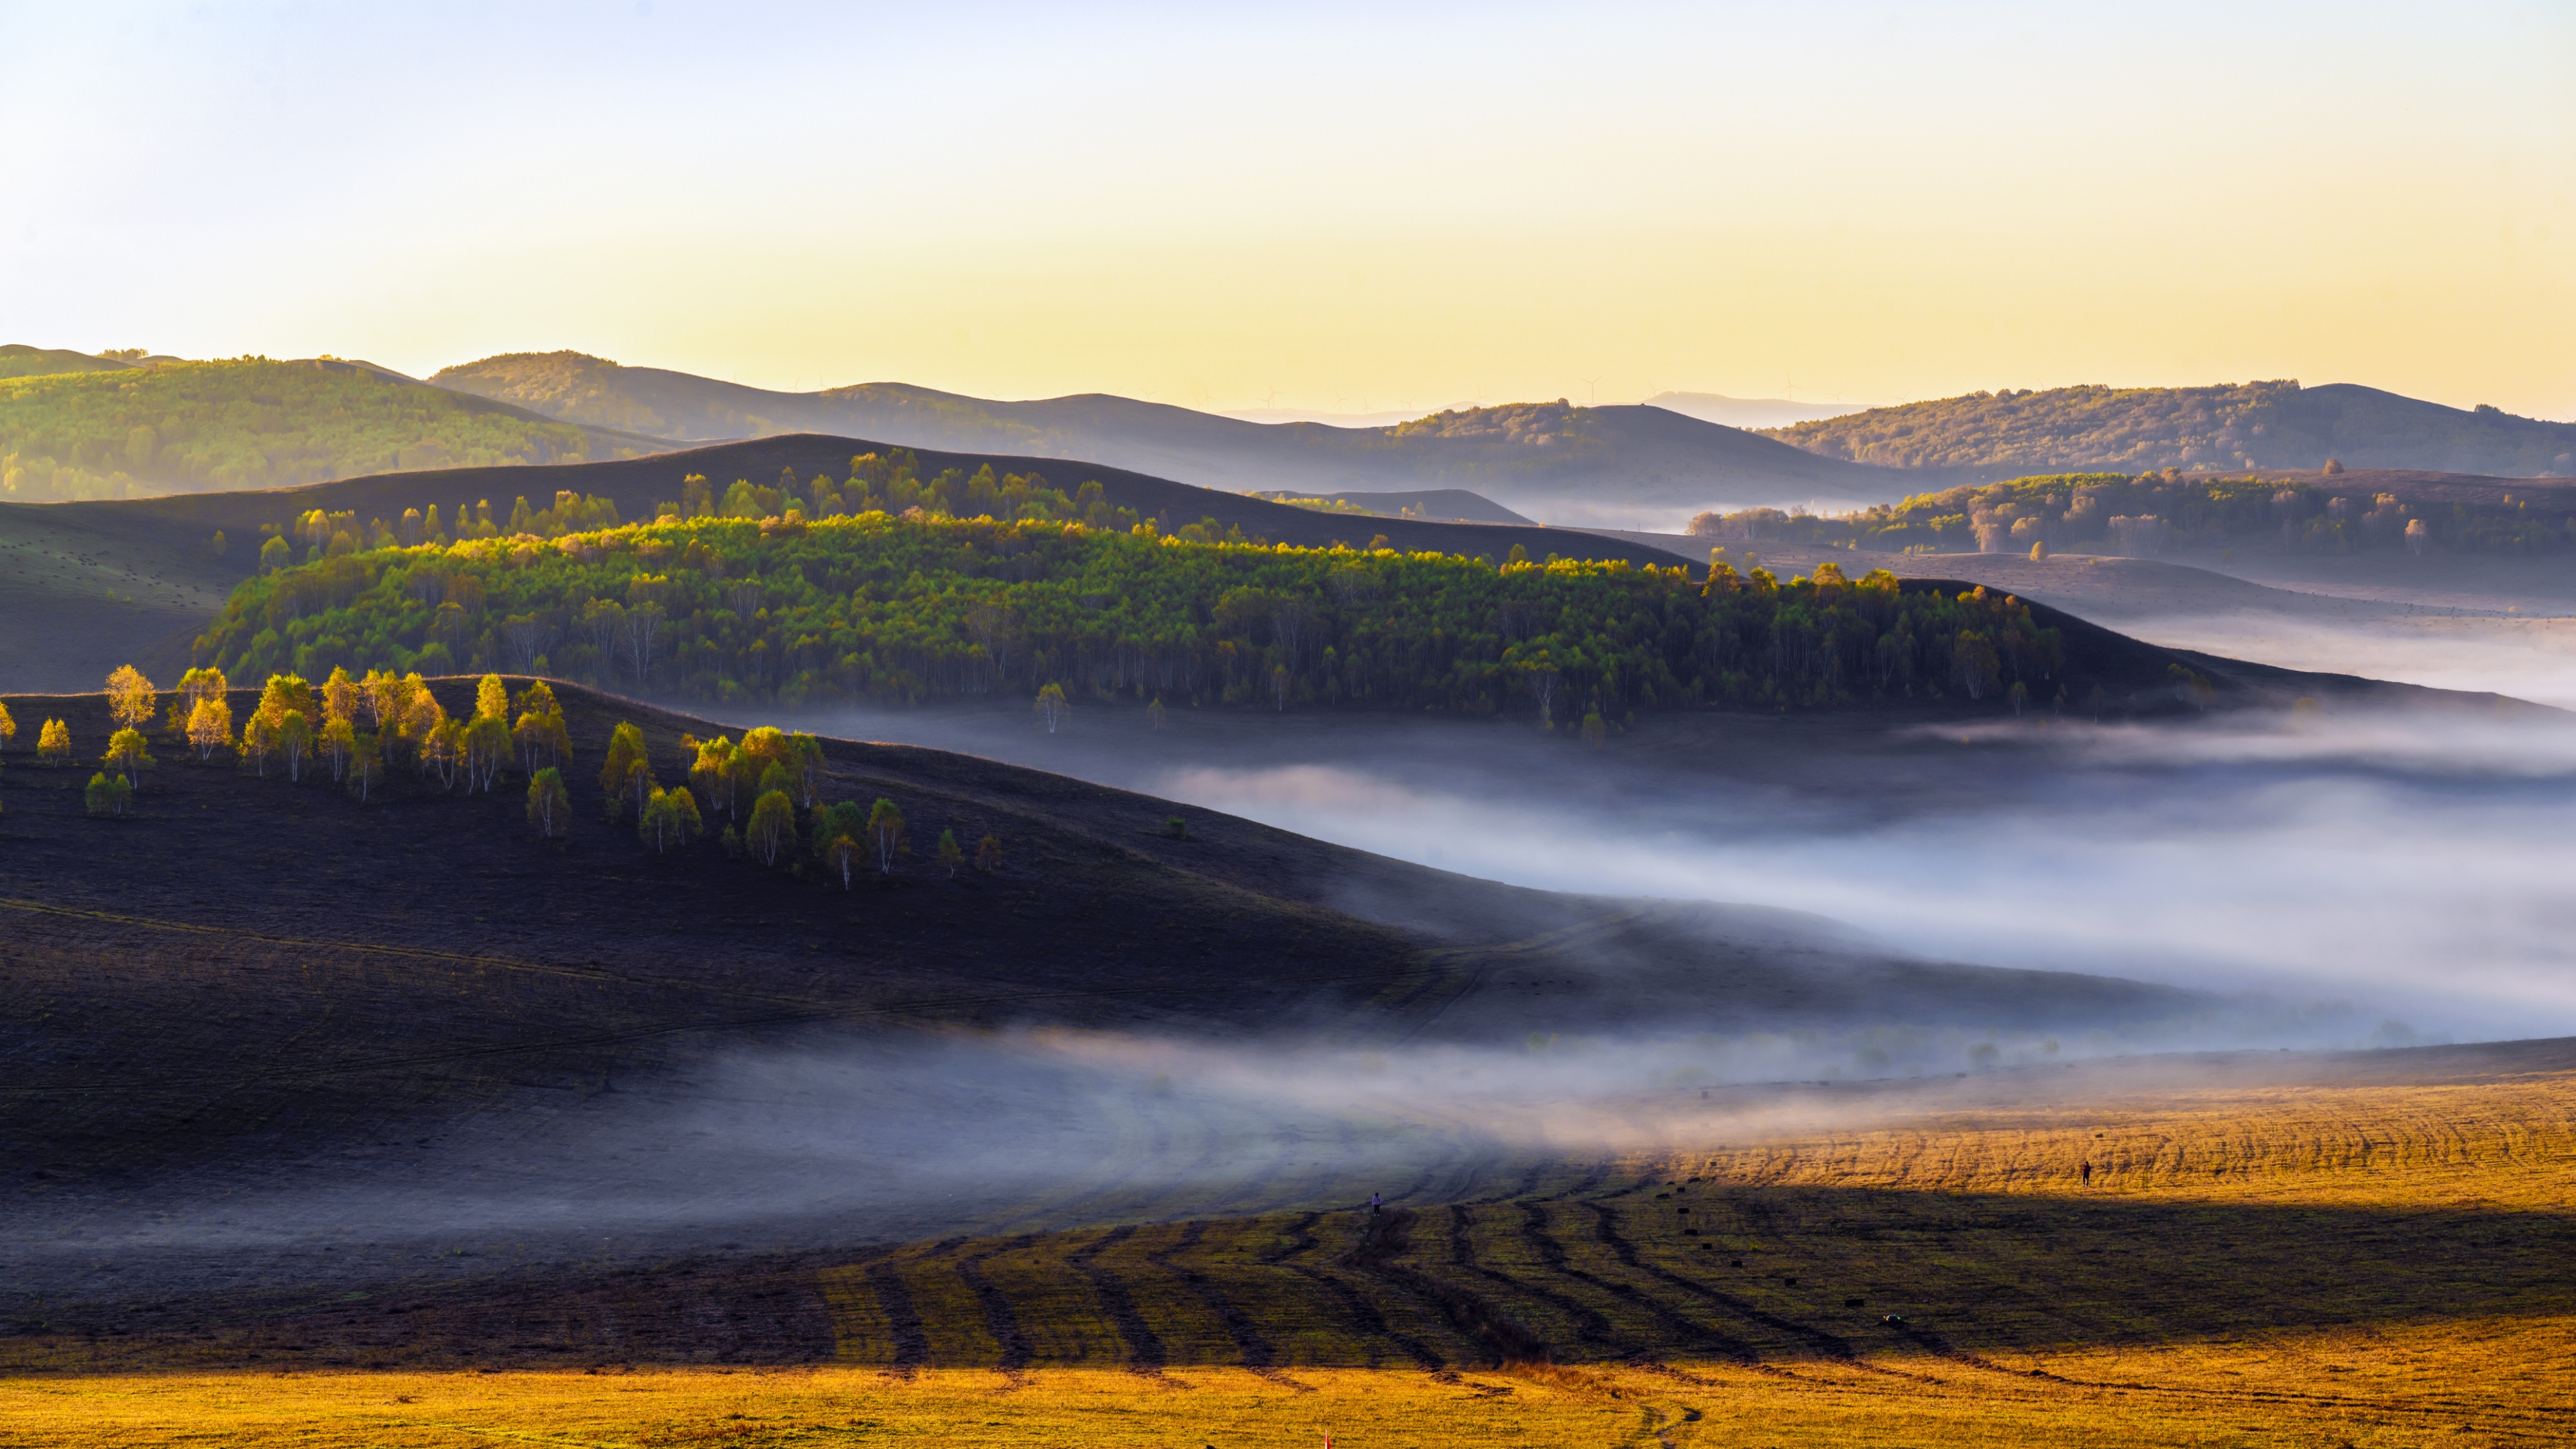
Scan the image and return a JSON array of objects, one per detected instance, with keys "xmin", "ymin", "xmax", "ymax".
[
  {"xmin": 431, "ymin": 352, "xmax": 1908, "ymax": 518},
  {"xmin": 1766, "ymin": 380, "xmax": 2576, "ymax": 479}
]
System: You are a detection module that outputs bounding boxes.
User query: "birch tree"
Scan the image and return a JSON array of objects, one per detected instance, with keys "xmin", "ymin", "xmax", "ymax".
[{"xmin": 105, "ymin": 665, "xmax": 156, "ymax": 734}]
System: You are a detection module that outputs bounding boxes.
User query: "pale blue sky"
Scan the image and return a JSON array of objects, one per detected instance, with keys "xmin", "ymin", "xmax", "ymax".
[{"xmin": 7, "ymin": 1, "xmax": 2571, "ymax": 414}]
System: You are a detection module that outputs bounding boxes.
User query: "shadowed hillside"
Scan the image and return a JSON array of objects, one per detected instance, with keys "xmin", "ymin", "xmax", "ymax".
[{"xmin": 0, "ymin": 680, "xmax": 2206, "ymax": 1188}]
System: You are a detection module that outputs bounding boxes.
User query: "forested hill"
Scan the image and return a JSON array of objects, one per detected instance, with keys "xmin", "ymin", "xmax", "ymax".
[
  {"xmin": 1764, "ymin": 381, "xmax": 2576, "ymax": 480},
  {"xmin": 0, "ymin": 356, "xmax": 674, "ymax": 502},
  {"xmin": 195, "ymin": 502, "xmax": 2375, "ymax": 726},
  {"xmin": 430, "ymin": 351, "xmax": 1905, "ymax": 512},
  {"xmin": 54, "ymin": 433, "xmax": 1697, "ymax": 579}
]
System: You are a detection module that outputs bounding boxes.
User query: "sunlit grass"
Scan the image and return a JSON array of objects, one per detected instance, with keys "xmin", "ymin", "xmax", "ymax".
[
  {"xmin": 7, "ymin": 1341, "xmax": 2569, "ymax": 1448},
  {"xmin": 7, "ymin": 1051, "xmax": 2571, "ymax": 1446}
]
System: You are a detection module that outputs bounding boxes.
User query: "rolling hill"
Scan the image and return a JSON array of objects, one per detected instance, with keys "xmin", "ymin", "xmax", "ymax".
[
  {"xmin": 0, "ymin": 678, "xmax": 2204, "ymax": 1195},
  {"xmin": 0, "ymin": 354, "xmax": 674, "ymax": 503},
  {"xmin": 0, "ymin": 434, "xmax": 1696, "ymax": 692},
  {"xmin": 1765, "ymin": 380, "xmax": 2576, "ymax": 480},
  {"xmin": 0, "ymin": 345, "xmax": 152, "ymax": 381},
  {"xmin": 1254, "ymin": 488, "xmax": 1536, "ymax": 524},
  {"xmin": 195, "ymin": 500, "xmax": 2436, "ymax": 723},
  {"xmin": 431, "ymin": 352, "xmax": 1910, "ymax": 519}
]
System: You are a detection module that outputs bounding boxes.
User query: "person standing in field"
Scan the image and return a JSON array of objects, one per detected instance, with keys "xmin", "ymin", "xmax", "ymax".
[{"xmin": 2080, "ymin": 1161, "xmax": 2092, "ymax": 1186}]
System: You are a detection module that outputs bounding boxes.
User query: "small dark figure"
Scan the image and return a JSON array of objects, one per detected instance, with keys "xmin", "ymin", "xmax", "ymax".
[
  {"xmin": 1370, "ymin": 1191, "xmax": 1383, "ymax": 1216},
  {"xmin": 2080, "ymin": 1161, "xmax": 2093, "ymax": 1186}
]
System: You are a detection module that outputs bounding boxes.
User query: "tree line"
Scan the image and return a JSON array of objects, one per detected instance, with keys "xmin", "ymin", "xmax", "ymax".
[
  {"xmin": 196, "ymin": 509, "xmax": 2068, "ymax": 719},
  {"xmin": 1690, "ymin": 470, "xmax": 2570, "ymax": 559},
  {"xmin": 4, "ymin": 665, "xmax": 988, "ymax": 888}
]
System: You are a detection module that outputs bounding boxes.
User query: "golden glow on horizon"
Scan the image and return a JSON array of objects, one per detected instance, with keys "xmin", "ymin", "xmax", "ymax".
[{"xmin": 5, "ymin": 3, "xmax": 2571, "ymax": 417}]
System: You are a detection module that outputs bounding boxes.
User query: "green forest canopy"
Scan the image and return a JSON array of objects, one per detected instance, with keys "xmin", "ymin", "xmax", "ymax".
[
  {"xmin": 1695, "ymin": 472, "xmax": 2571, "ymax": 557},
  {"xmin": 199, "ymin": 467, "xmax": 2068, "ymax": 718},
  {"xmin": 0, "ymin": 358, "xmax": 658, "ymax": 502}
]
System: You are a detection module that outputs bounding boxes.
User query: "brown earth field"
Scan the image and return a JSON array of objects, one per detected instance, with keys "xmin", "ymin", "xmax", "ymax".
[{"xmin": 0, "ymin": 1038, "xmax": 2569, "ymax": 1449}]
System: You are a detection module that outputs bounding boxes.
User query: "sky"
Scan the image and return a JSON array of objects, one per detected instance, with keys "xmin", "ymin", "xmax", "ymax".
[{"xmin": 6, "ymin": 1, "xmax": 2572, "ymax": 417}]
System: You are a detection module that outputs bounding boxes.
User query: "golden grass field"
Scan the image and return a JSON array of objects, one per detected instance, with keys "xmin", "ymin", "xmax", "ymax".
[{"xmin": 6, "ymin": 1040, "xmax": 2572, "ymax": 1446}]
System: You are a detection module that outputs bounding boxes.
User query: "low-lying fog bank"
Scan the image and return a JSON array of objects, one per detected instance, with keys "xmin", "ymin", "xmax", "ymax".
[
  {"xmin": 5, "ymin": 1021, "xmax": 2465, "ymax": 1313},
  {"xmin": 763, "ymin": 698, "xmax": 2576, "ymax": 1046},
  {"xmin": 2130, "ymin": 611, "xmax": 2576, "ymax": 710}
]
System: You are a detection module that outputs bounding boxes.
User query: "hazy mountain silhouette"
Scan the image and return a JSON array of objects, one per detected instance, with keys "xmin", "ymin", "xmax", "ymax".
[{"xmin": 431, "ymin": 352, "xmax": 1908, "ymax": 520}]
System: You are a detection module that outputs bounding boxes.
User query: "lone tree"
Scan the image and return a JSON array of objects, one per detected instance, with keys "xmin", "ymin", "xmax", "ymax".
[
  {"xmin": 866, "ymin": 797, "xmax": 907, "ymax": 873},
  {"xmin": 0, "ymin": 701, "xmax": 14, "ymax": 751},
  {"xmin": 790, "ymin": 733, "xmax": 826, "ymax": 808},
  {"xmin": 975, "ymin": 835, "xmax": 1002, "ymax": 874},
  {"xmin": 168, "ymin": 667, "xmax": 227, "ymax": 733},
  {"xmin": 421, "ymin": 718, "xmax": 464, "ymax": 790},
  {"xmin": 665, "ymin": 785, "xmax": 703, "ymax": 847},
  {"xmin": 38, "ymin": 718, "xmax": 71, "ymax": 766},
  {"xmin": 85, "ymin": 771, "xmax": 133, "ymax": 818},
  {"xmin": 464, "ymin": 712, "xmax": 511, "ymax": 792},
  {"xmin": 1952, "ymin": 630, "xmax": 2000, "ymax": 702},
  {"xmin": 599, "ymin": 721, "xmax": 649, "ymax": 821},
  {"xmin": 1147, "ymin": 696, "xmax": 1167, "ymax": 730},
  {"xmin": 641, "ymin": 788, "xmax": 679, "ymax": 852},
  {"xmin": 323, "ymin": 666, "xmax": 361, "ymax": 728},
  {"xmin": 936, "ymin": 828, "xmax": 964, "ymax": 877},
  {"xmin": 527, "ymin": 766, "xmax": 570, "ymax": 838},
  {"xmin": 186, "ymin": 695, "xmax": 234, "ymax": 762},
  {"xmin": 826, "ymin": 833, "xmax": 860, "ymax": 890},
  {"xmin": 747, "ymin": 788, "xmax": 798, "ymax": 866},
  {"xmin": 321, "ymin": 716, "xmax": 357, "ymax": 782},
  {"xmin": 278, "ymin": 710, "xmax": 313, "ymax": 782},
  {"xmin": 641, "ymin": 786, "xmax": 702, "ymax": 853},
  {"xmin": 1525, "ymin": 665, "xmax": 1563, "ymax": 731},
  {"xmin": 475, "ymin": 673, "xmax": 510, "ymax": 722},
  {"xmin": 690, "ymin": 735, "xmax": 740, "ymax": 818},
  {"xmin": 513, "ymin": 684, "xmax": 570, "ymax": 773},
  {"xmin": 103, "ymin": 728, "xmax": 154, "ymax": 784},
  {"xmin": 241, "ymin": 712, "xmax": 278, "ymax": 776},
  {"xmin": 105, "ymin": 665, "xmax": 156, "ymax": 734},
  {"xmin": 347, "ymin": 731, "xmax": 383, "ymax": 802},
  {"xmin": 1035, "ymin": 682, "xmax": 1069, "ymax": 734}
]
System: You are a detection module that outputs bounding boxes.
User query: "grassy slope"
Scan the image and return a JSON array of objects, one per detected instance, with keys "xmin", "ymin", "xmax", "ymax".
[
  {"xmin": 0, "ymin": 358, "xmax": 673, "ymax": 503},
  {"xmin": 431, "ymin": 351, "xmax": 1908, "ymax": 507},
  {"xmin": 5, "ymin": 1041, "xmax": 2569, "ymax": 1448},
  {"xmin": 0, "ymin": 347, "xmax": 138, "ymax": 382},
  {"xmin": 1767, "ymin": 380, "xmax": 2576, "ymax": 479}
]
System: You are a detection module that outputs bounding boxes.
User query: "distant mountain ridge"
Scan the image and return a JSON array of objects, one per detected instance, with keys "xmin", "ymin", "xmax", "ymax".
[
  {"xmin": 1764, "ymin": 380, "xmax": 2576, "ymax": 479},
  {"xmin": 1640, "ymin": 390, "xmax": 1868, "ymax": 429},
  {"xmin": 429, "ymin": 351, "xmax": 1908, "ymax": 522}
]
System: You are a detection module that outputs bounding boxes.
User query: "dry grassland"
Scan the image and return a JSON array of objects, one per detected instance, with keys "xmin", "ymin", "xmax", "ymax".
[{"xmin": 5, "ymin": 1044, "xmax": 2571, "ymax": 1446}]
